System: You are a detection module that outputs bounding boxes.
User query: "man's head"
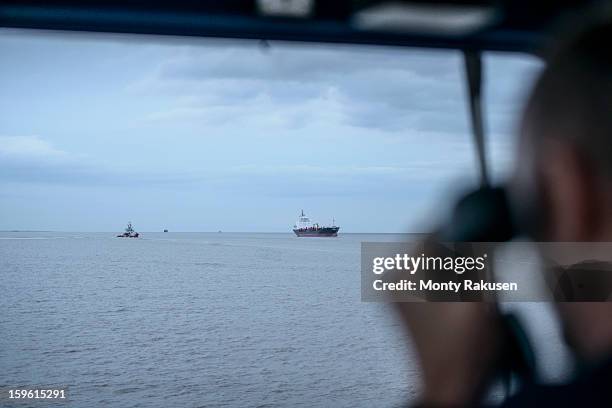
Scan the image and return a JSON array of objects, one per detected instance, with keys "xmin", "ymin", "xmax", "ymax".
[
  {"xmin": 511, "ymin": 20, "xmax": 612, "ymax": 361},
  {"xmin": 512, "ymin": 22, "xmax": 612, "ymax": 242}
]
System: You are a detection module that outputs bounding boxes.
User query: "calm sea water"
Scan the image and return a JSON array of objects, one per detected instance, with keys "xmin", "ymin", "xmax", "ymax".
[
  {"xmin": 0, "ymin": 232, "xmax": 570, "ymax": 407},
  {"xmin": 0, "ymin": 232, "xmax": 418, "ymax": 407}
]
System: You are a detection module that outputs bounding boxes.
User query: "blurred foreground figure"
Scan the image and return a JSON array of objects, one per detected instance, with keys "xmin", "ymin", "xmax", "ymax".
[{"xmin": 398, "ymin": 20, "xmax": 612, "ymax": 407}]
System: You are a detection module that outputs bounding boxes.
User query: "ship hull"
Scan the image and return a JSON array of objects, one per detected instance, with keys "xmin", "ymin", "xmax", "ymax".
[{"xmin": 293, "ymin": 227, "xmax": 339, "ymax": 237}]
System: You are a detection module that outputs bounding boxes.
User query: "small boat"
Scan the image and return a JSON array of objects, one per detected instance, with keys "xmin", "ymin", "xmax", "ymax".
[
  {"xmin": 292, "ymin": 210, "xmax": 339, "ymax": 237},
  {"xmin": 163, "ymin": 229, "xmax": 168, "ymax": 233},
  {"xmin": 117, "ymin": 222, "xmax": 139, "ymax": 238}
]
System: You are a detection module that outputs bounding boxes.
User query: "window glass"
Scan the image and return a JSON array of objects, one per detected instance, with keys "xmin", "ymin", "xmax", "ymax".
[{"xmin": 1, "ymin": 30, "xmax": 552, "ymax": 407}]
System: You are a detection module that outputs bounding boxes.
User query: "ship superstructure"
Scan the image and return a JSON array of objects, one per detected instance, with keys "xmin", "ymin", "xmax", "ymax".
[{"xmin": 117, "ymin": 221, "xmax": 139, "ymax": 238}]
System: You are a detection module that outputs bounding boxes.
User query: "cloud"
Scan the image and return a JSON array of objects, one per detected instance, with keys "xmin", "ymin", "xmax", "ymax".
[
  {"xmin": 0, "ymin": 133, "xmax": 484, "ymax": 198},
  {"xmin": 130, "ymin": 43, "xmax": 470, "ymax": 132},
  {"xmin": 0, "ymin": 136, "xmax": 68, "ymax": 160},
  {"xmin": 131, "ymin": 43, "xmax": 543, "ymax": 137},
  {"xmin": 142, "ymin": 86, "xmax": 346, "ymax": 131},
  {"xmin": 158, "ymin": 43, "xmax": 459, "ymax": 84},
  {"xmin": 0, "ymin": 135, "xmax": 205, "ymax": 188}
]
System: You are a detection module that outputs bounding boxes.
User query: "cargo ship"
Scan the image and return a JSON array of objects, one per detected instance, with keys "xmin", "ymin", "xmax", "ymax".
[{"xmin": 293, "ymin": 210, "xmax": 339, "ymax": 237}]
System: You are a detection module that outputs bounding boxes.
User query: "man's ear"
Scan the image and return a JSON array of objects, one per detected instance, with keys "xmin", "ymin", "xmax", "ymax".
[{"xmin": 539, "ymin": 139, "xmax": 601, "ymax": 241}]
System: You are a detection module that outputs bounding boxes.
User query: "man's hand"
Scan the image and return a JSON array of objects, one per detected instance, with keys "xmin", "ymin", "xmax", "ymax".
[{"xmin": 395, "ymin": 302, "xmax": 503, "ymax": 406}]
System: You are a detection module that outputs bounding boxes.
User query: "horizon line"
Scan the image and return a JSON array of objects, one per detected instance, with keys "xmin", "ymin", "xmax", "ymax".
[{"xmin": 1, "ymin": 230, "xmax": 423, "ymax": 234}]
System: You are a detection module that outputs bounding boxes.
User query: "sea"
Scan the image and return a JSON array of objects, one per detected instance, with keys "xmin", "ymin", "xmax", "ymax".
[{"xmin": 0, "ymin": 232, "xmax": 571, "ymax": 407}]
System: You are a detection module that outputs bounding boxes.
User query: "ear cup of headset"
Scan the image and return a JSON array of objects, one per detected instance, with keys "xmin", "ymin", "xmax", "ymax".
[{"xmin": 439, "ymin": 186, "xmax": 517, "ymax": 242}]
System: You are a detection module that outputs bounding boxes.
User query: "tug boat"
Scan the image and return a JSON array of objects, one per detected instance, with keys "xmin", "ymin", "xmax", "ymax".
[
  {"xmin": 117, "ymin": 222, "xmax": 139, "ymax": 238},
  {"xmin": 293, "ymin": 210, "xmax": 339, "ymax": 237}
]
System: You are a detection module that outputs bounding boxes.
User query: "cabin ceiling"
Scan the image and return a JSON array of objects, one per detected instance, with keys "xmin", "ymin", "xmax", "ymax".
[{"xmin": 0, "ymin": 1, "xmax": 607, "ymax": 54}]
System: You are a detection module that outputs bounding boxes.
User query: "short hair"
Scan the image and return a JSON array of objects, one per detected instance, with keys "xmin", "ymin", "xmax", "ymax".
[{"xmin": 524, "ymin": 20, "xmax": 612, "ymax": 175}]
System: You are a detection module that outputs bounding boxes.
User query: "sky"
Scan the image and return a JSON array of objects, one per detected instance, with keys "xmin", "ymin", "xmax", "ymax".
[{"xmin": 0, "ymin": 29, "xmax": 541, "ymax": 232}]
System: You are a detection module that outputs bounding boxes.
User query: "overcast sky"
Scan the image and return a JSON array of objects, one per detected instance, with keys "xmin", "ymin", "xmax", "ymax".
[{"xmin": 0, "ymin": 30, "xmax": 541, "ymax": 232}]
